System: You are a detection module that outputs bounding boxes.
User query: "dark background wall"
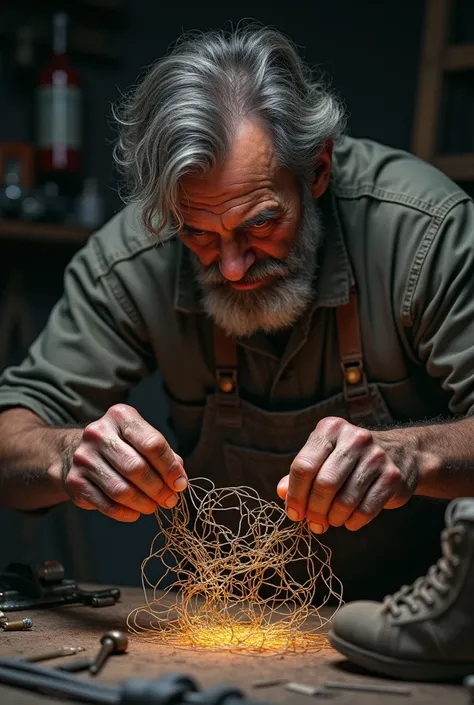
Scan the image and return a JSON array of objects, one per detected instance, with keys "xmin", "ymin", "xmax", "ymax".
[{"xmin": 0, "ymin": 0, "xmax": 429, "ymax": 585}]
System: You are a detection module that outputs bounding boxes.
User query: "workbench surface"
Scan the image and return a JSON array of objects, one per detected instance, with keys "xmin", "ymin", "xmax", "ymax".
[{"xmin": 0, "ymin": 586, "xmax": 467, "ymax": 705}]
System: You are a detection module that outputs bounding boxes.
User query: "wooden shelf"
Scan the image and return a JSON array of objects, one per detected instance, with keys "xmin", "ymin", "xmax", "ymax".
[{"xmin": 0, "ymin": 220, "xmax": 92, "ymax": 244}]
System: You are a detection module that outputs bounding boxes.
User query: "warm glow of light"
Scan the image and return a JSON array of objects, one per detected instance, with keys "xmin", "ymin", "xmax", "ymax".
[
  {"xmin": 146, "ymin": 616, "xmax": 328, "ymax": 654},
  {"xmin": 170, "ymin": 621, "xmax": 326, "ymax": 653},
  {"xmin": 128, "ymin": 481, "xmax": 342, "ymax": 655}
]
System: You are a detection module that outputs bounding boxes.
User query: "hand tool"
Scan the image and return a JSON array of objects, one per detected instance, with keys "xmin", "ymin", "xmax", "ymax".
[
  {"xmin": 0, "ymin": 662, "xmax": 266, "ymax": 705},
  {"xmin": 0, "ymin": 560, "xmax": 120, "ymax": 611},
  {"xmin": 89, "ymin": 630, "xmax": 128, "ymax": 676},
  {"xmin": 0, "ymin": 589, "xmax": 120, "ymax": 612},
  {"xmin": 23, "ymin": 646, "xmax": 85, "ymax": 663}
]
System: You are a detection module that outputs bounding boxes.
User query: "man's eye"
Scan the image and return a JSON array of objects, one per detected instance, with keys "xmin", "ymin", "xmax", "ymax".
[
  {"xmin": 248, "ymin": 219, "xmax": 273, "ymax": 236},
  {"xmin": 182, "ymin": 229, "xmax": 208, "ymax": 237}
]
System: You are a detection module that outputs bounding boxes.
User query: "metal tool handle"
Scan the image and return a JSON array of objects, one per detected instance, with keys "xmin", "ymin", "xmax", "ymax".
[
  {"xmin": 56, "ymin": 658, "xmax": 93, "ymax": 673},
  {"xmin": 89, "ymin": 639, "xmax": 113, "ymax": 675},
  {"xmin": 24, "ymin": 646, "xmax": 85, "ymax": 663}
]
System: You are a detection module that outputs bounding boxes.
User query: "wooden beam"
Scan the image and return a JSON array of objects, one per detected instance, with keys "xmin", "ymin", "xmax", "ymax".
[
  {"xmin": 434, "ymin": 153, "xmax": 474, "ymax": 180},
  {"xmin": 443, "ymin": 44, "xmax": 474, "ymax": 72},
  {"xmin": 412, "ymin": 0, "xmax": 453, "ymax": 161}
]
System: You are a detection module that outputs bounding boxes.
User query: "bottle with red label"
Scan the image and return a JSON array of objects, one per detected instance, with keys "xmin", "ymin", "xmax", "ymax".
[{"xmin": 36, "ymin": 12, "xmax": 81, "ymax": 192}]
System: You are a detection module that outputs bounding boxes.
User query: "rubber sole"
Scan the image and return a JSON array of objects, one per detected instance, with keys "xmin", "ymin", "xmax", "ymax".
[{"xmin": 329, "ymin": 631, "xmax": 474, "ymax": 682}]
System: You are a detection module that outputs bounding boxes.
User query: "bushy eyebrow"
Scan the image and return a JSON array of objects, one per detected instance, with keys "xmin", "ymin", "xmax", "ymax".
[
  {"xmin": 179, "ymin": 208, "xmax": 281, "ymax": 235},
  {"xmin": 238, "ymin": 208, "xmax": 281, "ymax": 229}
]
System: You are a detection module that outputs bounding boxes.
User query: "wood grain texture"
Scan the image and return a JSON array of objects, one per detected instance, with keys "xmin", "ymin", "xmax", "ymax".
[{"xmin": 0, "ymin": 586, "xmax": 466, "ymax": 705}]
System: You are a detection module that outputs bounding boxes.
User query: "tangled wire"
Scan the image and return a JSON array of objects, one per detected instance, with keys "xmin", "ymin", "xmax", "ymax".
[{"xmin": 128, "ymin": 479, "xmax": 342, "ymax": 654}]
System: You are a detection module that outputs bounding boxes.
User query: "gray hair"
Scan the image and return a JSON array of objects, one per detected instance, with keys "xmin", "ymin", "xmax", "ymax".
[{"xmin": 113, "ymin": 24, "xmax": 346, "ymax": 236}]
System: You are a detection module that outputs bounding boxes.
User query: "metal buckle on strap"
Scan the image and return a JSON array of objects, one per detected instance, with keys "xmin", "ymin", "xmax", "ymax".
[
  {"xmin": 341, "ymin": 360, "xmax": 370, "ymax": 402},
  {"xmin": 215, "ymin": 368, "xmax": 242, "ymax": 427},
  {"xmin": 216, "ymin": 368, "xmax": 238, "ymax": 396}
]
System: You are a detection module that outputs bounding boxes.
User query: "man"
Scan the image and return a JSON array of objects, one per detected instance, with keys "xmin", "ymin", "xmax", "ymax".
[{"xmin": 1, "ymin": 25, "xmax": 474, "ymax": 601}]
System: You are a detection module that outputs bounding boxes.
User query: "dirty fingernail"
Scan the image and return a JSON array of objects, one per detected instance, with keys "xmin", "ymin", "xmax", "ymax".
[
  {"xmin": 287, "ymin": 508, "xmax": 299, "ymax": 522},
  {"xmin": 165, "ymin": 494, "xmax": 178, "ymax": 508},
  {"xmin": 174, "ymin": 477, "xmax": 187, "ymax": 491},
  {"xmin": 309, "ymin": 522, "xmax": 325, "ymax": 534}
]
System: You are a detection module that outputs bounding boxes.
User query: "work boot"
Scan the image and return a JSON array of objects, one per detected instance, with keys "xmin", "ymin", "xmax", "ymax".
[{"xmin": 329, "ymin": 497, "xmax": 474, "ymax": 681}]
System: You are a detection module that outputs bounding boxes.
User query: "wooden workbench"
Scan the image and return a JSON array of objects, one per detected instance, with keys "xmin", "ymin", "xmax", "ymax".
[{"xmin": 0, "ymin": 586, "xmax": 467, "ymax": 705}]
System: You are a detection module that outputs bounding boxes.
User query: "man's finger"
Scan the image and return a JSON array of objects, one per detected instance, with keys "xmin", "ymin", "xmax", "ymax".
[
  {"xmin": 277, "ymin": 475, "xmax": 289, "ymax": 500},
  {"xmin": 109, "ymin": 407, "xmax": 188, "ymax": 492},
  {"xmin": 344, "ymin": 465, "xmax": 401, "ymax": 531},
  {"xmin": 98, "ymin": 436, "xmax": 179, "ymax": 508},
  {"xmin": 326, "ymin": 448, "xmax": 385, "ymax": 527},
  {"xmin": 71, "ymin": 478, "xmax": 141, "ymax": 522},
  {"xmin": 287, "ymin": 432, "xmax": 335, "ymax": 521},
  {"xmin": 305, "ymin": 424, "xmax": 372, "ymax": 533},
  {"xmin": 73, "ymin": 446, "xmax": 159, "ymax": 514},
  {"xmin": 305, "ymin": 449, "xmax": 357, "ymax": 534}
]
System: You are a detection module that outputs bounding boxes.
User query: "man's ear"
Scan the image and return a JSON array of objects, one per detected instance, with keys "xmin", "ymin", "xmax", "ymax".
[{"xmin": 311, "ymin": 139, "xmax": 333, "ymax": 199}]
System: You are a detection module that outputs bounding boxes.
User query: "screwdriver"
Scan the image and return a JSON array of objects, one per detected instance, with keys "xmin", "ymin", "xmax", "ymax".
[{"xmin": 22, "ymin": 646, "xmax": 85, "ymax": 663}]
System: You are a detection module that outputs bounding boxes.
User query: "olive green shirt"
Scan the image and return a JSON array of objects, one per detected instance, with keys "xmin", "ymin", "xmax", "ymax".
[{"xmin": 1, "ymin": 137, "xmax": 474, "ymax": 451}]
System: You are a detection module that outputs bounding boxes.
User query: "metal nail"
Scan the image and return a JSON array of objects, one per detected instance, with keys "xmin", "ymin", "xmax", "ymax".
[
  {"xmin": 252, "ymin": 678, "xmax": 288, "ymax": 688},
  {"xmin": 324, "ymin": 680, "xmax": 411, "ymax": 696},
  {"xmin": 285, "ymin": 682, "xmax": 332, "ymax": 697}
]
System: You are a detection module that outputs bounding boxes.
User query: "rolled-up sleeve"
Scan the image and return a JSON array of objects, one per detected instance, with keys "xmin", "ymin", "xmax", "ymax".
[
  {"xmin": 410, "ymin": 198, "xmax": 474, "ymax": 415},
  {"xmin": 0, "ymin": 234, "xmax": 156, "ymax": 426}
]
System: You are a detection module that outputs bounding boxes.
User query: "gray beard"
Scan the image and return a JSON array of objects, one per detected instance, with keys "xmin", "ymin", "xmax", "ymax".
[{"xmin": 192, "ymin": 185, "xmax": 323, "ymax": 338}]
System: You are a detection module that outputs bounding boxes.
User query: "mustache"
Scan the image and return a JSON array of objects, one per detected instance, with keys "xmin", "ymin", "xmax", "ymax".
[{"xmin": 198, "ymin": 257, "xmax": 289, "ymax": 287}]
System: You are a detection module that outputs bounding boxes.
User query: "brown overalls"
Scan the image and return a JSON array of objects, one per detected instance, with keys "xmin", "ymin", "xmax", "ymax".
[{"xmin": 183, "ymin": 292, "xmax": 448, "ymax": 602}]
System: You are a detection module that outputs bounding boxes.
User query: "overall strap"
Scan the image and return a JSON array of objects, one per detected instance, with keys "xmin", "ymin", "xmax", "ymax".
[
  {"xmin": 213, "ymin": 325, "xmax": 242, "ymax": 427},
  {"xmin": 335, "ymin": 288, "xmax": 376, "ymax": 426}
]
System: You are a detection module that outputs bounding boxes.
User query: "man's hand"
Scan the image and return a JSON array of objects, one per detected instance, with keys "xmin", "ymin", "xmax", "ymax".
[
  {"xmin": 277, "ymin": 417, "xmax": 419, "ymax": 533},
  {"xmin": 64, "ymin": 404, "xmax": 187, "ymax": 522}
]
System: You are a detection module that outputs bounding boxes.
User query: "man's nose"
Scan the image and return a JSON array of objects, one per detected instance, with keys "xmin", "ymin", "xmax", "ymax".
[{"xmin": 219, "ymin": 239, "xmax": 255, "ymax": 281}]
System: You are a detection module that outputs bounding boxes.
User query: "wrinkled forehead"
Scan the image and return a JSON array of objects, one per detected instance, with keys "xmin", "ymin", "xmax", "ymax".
[{"xmin": 177, "ymin": 120, "xmax": 280, "ymax": 213}]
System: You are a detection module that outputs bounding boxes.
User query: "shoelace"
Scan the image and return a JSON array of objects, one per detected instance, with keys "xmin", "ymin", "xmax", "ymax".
[{"xmin": 382, "ymin": 524, "xmax": 465, "ymax": 618}]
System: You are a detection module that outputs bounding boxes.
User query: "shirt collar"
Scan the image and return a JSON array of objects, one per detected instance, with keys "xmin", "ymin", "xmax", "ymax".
[{"xmin": 173, "ymin": 186, "xmax": 353, "ymax": 314}]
